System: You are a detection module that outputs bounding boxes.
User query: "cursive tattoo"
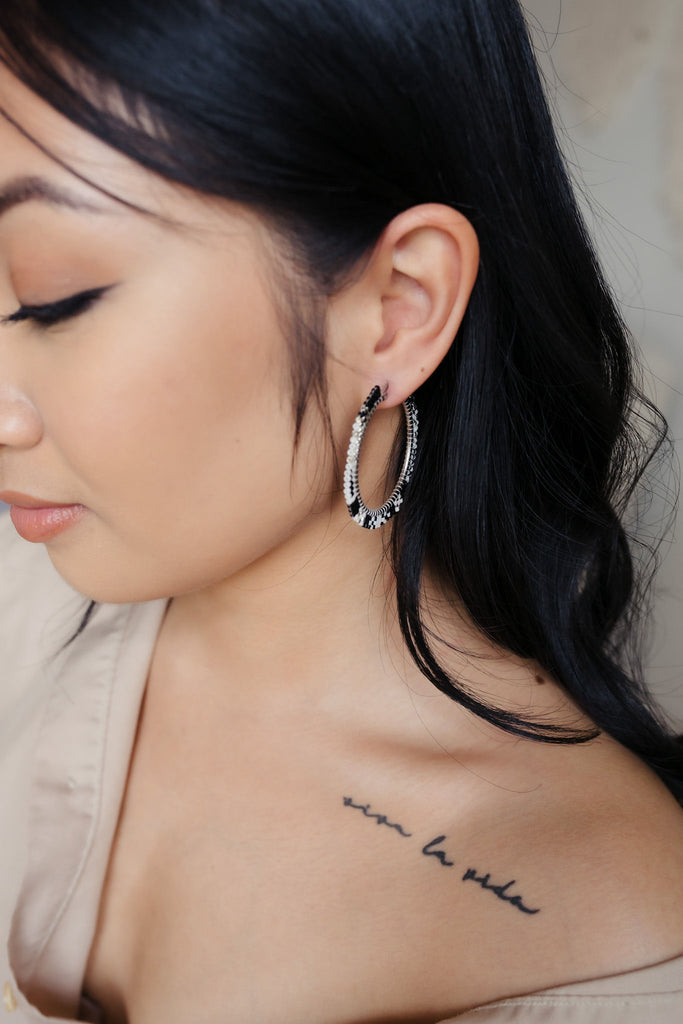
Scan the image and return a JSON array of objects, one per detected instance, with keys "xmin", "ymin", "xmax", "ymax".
[
  {"xmin": 462, "ymin": 868, "xmax": 540, "ymax": 915},
  {"xmin": 341, "ymin": 795, "xmax": 542, "ymax": 916},
  {"xmin": 342, "ymin": 796, "xmax": 413, "ymax": 837},
  {"xmin": 421, "ymin": 835, "xmax": 455, "ymax": 867}
]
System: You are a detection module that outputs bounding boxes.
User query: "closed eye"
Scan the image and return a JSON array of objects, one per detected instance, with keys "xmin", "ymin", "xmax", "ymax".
[{"xmin": 0, "ymin": 285, "xmax": 112, "ymax": 329}]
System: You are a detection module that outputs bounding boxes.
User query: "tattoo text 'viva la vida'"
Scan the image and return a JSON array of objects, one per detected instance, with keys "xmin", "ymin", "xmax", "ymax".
[{"xmin": 343, "ymin": 796, "xmax": 541, "ymax": 916}]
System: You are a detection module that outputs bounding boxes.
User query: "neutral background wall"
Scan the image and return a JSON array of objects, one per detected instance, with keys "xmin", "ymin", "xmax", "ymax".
[{"xmin": 523, "ymin": 0, "xmax": 683, "ymax": 726}]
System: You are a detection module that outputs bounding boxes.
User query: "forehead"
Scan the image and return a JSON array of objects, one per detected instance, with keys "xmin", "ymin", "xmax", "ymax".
[{"xmin": 0, "ymin": 62, "xmax": 250, "ymax": 235}]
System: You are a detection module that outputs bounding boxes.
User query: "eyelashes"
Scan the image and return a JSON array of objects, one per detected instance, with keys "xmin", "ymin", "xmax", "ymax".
[{"xmin": 0, "ymin": 285, "xmax": 111, "ymax": 329}]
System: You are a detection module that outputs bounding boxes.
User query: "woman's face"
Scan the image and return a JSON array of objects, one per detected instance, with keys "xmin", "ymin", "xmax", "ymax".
[{"xmin": 0, "ymin": 69, "xmax": 343, "ymax": 603}]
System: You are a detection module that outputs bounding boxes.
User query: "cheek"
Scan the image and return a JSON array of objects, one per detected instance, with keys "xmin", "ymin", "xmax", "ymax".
[{"xmin": 40, "ymin": 274, "xmax": 317, "ymax": 600}]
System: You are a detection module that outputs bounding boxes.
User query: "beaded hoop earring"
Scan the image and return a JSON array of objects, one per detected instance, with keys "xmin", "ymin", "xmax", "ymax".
[{"xmin": 343, "ymin": 385, "xmax": 419, "ymax": 529}]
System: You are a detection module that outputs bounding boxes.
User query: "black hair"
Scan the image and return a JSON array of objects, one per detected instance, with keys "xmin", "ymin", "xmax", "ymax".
[{"xmin": 1, "ymin": 0, "xmax": 681, "ymax": 798}]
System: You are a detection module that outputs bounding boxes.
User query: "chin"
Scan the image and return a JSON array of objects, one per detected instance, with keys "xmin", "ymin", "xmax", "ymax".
[{"xmin": 45, "ymin": 548, "xmax": 171, "ymax": 606}]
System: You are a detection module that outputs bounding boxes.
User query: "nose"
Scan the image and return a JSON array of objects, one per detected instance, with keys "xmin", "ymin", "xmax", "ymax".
[{"xmin": 0, "ymin": 383, "xmax": 43, "ymax": 449}]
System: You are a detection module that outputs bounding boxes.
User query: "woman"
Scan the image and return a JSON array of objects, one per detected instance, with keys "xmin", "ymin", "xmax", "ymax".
[{"xmin": 0, "ymin": 1, "xmax": 681, "ymax": 1021}]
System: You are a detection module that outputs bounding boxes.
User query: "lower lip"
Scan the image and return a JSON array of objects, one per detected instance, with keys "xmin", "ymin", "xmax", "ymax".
[{"xmin": 9, "ymin": 504, "xmax": 88, "ymax": 542}]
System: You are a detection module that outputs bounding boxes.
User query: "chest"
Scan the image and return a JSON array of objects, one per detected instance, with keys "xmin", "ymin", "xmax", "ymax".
[
  {"xmin": 81, "ymin": 646, "xmax": 631, "ymax": 1024},
  {"xmin": 81, "ymin": 676, "xmax": 466, "ymax": 1024}
]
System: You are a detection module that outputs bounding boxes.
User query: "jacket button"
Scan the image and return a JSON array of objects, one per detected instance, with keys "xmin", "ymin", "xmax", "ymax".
[{"xmin": 2, "ymin": 982, "xmax": 17, "ymax": 1012}]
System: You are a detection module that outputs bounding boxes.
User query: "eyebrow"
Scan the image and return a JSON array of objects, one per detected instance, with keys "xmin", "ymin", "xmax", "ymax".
[{"xmin": 0, "ymin": 175, "xmax": 112, "ymax": 219}]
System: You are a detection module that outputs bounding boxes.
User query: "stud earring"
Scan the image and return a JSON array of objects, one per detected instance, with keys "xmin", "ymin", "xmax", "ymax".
[{"xmin": 343, "ymin": 385, "xmax": 419, "ymax": 529}]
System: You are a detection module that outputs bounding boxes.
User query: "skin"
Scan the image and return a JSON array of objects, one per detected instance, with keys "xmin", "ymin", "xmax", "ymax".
[
  {"xmin": 0, "ymin": 70, "xmax": 472, "ymax": 627},
  {"xmin": 1, "ymin": 67, "xmax": 683, "ymax": 1024}
]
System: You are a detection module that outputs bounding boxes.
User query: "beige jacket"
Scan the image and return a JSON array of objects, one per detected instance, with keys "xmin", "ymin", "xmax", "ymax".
[{"xmin": 1, "ymin": 512, "xmax": 681, "ymax": 1023}]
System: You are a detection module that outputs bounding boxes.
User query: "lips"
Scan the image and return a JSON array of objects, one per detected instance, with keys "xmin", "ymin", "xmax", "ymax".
[{"xmin": 0, "ymin": 491, "xmax": 88, "ymax": 543}]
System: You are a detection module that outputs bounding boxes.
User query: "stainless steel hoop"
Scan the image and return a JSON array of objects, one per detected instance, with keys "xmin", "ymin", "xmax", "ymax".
[{"xmin": 343, "ymin": 385, "xmax": 419, "ymax": 529}]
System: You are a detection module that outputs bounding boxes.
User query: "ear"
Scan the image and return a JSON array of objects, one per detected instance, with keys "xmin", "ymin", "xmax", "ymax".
[{"xmin": 326, "ymin": 203, "xmax": 479, "ymax": 408}]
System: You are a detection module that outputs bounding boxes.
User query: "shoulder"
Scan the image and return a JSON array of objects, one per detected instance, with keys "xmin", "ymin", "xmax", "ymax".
[
  {"xmin": 332, "ymin": 724, "xmax": 682, "ymax": 1016},
  {"xmin": 540, "ymin": 735, "xmax": 683, "ymax": 963},
  {"xmin": 423, "ymin": 729, "xmax": 683, "ymax": 1003},
  {"xmin": 348, "ymin": 660, "xmax": 683, "ymax": 1009}
]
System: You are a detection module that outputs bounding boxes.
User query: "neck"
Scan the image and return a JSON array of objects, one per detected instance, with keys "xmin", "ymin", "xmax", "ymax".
[
  {"xmin": 165, "ymin": 497, "xmax": 400, "ymax": 695},
  {"xmin": 160, "ymin": 494, "xmax": 580, "ymax": 739}
]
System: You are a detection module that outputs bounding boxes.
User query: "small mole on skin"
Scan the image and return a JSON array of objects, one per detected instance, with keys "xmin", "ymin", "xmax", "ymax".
[{"xmin": 535, "ymin": 674, "xmax": 545, "ymax": 684}]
